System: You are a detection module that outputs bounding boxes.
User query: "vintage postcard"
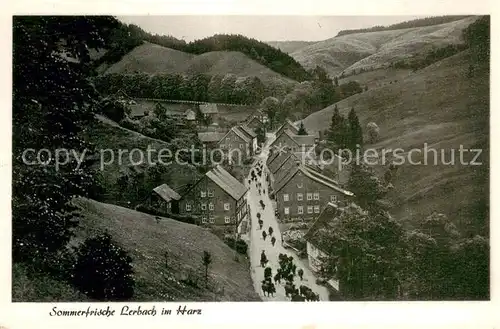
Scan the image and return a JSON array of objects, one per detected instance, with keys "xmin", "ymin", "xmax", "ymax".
[{"xmin": 1, "ymin": 1, "xmax": 497, "ymax": 328}]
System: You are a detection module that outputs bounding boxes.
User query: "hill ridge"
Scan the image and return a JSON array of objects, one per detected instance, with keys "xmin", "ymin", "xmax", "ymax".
[
  {"xmin": 290, "ymin": 16, "xmax": 479, "ymax": 77},
  {"xmin": 102, "ymin": 42, "xmax": 296, "ymax": 86}
]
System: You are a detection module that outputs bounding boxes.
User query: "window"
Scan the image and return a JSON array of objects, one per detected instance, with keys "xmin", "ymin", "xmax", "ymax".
[
  {"xmin": 314, "ymin": 205, "xmax": 320, "ymax": 213},
  {"xmin": 297, "ymin": 183, "xmax": 303, "ymax": 188},
  {"xmin": 283, "ymin": 194, "xmax": 289, "ymax": 202},
  {"xmin": 209, "ymin": 203, "xmax": 214, "ymax": 210},
  {"xmin": 186, "ymin": 204, "xmax": 192, "ymax": 211},
  {"xmin": 209, "ymin": 215, "xmax": 215, "ymax": 223},
  {"xmin": 297, "ymin": 193, "xmax": 303, "ymax": 201},
  {"xmin": 239, "ymin": 144, "xmax": 244, "ymax": 149},
  {"xmin": 208, "ymin": 190, "xmax": 214, "ymax": 197},
  {"xmin": 330, "ymin": 195, "xmax": 337, "ymax": 203},
  {"xmin": 298, "ymin": 206, "xmax": 303, "ymax": 214},
  {"xmin": 201, "ymin": 203, "xmax": 207, "ymax": 210},
  {"xmin": 201, "ymin": 191, "xmax": 206, "ymax": 198},
  {"xmin": 313, "ymin": 192, "xmax": 319, "ymax": 200},
  {"xmin": 307, "ymin": 206, "xmax": 313, "ymax": 214},
  {"xmin": 224, "ymin": 216, "xmax": 231, "ymax": 224},
  {"xmin": 284, "ymin": 207, "xmax": 290, "ymax": 215},
  {"xmin": 307, "ymin": 193, "xmax": 312, "ymax": 200},
  {"xmin": 224, "ymin": 203, "xmax": 230, "ymax": 211},
  {"xmin": 167, "ymin": 203, "xmax": 171, "ymax": 209},
  {"xmin": 202, "ymin": 216, "xmax": 207, "ymax": 223}
]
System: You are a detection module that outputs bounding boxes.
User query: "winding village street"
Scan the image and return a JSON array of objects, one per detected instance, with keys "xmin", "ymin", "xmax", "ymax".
[{"xmin": 244, "ymin": 133, "xmax": 330, "ymax": 301}]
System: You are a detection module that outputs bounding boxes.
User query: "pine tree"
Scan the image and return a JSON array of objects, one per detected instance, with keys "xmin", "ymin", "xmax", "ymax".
[
  {"xmin": 297, "ymin": 122, "xmax": 308, "ymax": 135},
  {"xmin": 202, "ymin": 250, "xmax": 212, "ymax": 288},
  {"xmin": 347, "ymin": 107, "xmax": 363, "ymax": 152},
  {"xmin": 328, "ymin": 105, "xmax": 348, "ymax": 150}
]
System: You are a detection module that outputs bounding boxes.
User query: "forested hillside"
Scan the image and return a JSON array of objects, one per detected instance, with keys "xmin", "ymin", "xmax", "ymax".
[
  {"xmin": 95, "ymin": 22, "xmax": 311, "ymax": 81},
  {"xmin": 336, "ymin": 15, "xmax": 472, "ymax": 37}
]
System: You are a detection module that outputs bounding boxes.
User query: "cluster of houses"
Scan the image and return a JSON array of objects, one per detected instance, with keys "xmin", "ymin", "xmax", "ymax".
[
  {"xmin": 267, "ymin": 119, "xmax": 353, "ymax": 223},
  {"xmin": 149, "ymin": 164, "xmax": 250, "ymax": 233},
  {"xmin": 265, "ymin": 119, "xmax": 355, "ymax": 290},
  {"xmin": 145, "ymin": 109, "xmax": 268, "ymax": 234},
  {"xmin": 112, "ymin": 87, "xmax": 354, "ymax": 292}
]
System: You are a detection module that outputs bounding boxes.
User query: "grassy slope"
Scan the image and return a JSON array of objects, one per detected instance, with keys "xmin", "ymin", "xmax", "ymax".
[
  {"xmin": 12, "ymin": 263, "xmax": 90, "ymax": 302},
  {"xmin": 302, "ymin": 51, "xmax": 489, "ymax": 234},
  {"xmin": 291, "ymin": 16, "xmax": 478, "ymax": 77},
  {"xmin": 265, "ymin": 41, "xmax": 316, "ymax": 54},
  {"xmin": 72, "ymin": 198, "xmax": 260, "ymax": 301},
  {"xmin": 103, "ymin": 42, "xmax": 195, "ymax": 74},
  {"xmin": 338, "ymin": 68, "xmax": 413, "ymax": 91},
  {"xmin": 103, "ymin": 42, "xmax": 295, "ymax": 86}
]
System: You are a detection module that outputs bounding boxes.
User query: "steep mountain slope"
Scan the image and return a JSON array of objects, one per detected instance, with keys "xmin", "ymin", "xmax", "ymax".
[
  {"xmin": 266, "ymin": 41, "xmax": 316, "ymax": 54},
  {"xmin": 291, "ymin": 16, "xmax": 478, "ymax": 76},
  {"xmin": 102, "ymin": 42, "xmax": 195, "ymax": 74},
  {"xmin": 72, "ymin": 198, "xmax": 260, "ymax": 301},
  {"xmin": 102, "ymin": 42, "xmax": 295, "ymax": 85},
  {"xmin": 302, "ymin": 51, "xmax": 488, "ymax": 234}
]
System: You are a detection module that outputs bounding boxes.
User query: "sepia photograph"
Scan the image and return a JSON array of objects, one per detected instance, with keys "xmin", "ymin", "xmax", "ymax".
[{"xmin": 11, "ymin": 14, "xmax": 489, "ymax": 304}]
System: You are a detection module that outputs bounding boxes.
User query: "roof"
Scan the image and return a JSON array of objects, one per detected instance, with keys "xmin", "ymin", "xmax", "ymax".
[
  {"xmin": 199, "ymin": 103, "xmax": 218, "ymax": 114},
  {"xmin": 197, "ymin": 132, "xmax": 225, "ymax": 143},
  {"xmin": 237, "ymin": 125, "xmax": 257, "ymax": 139},
  {"xmin": 232, "ymin": 127, "xmax": 252, "ymax": 143},
  {"xmin": 273, "ymin": 165, "xmax": 354, "ymax": 196},
  {"xmin": 293, "ymin": 134, "xmax": 316, "ymax": 147},
  {"xmin": 269, "ymin": 152, "xmax": 299, "ymax": 174},
  {"xmin": 112, "ymin": 89, "xmax": 132, "ymax": 100},
  {"xmin": 219, "ymin": 127, "xmax": 252, "ymax": 144},
  {"xmin": 206, "ymin": 165, "xmax": 248, "ymax": 200},
  {"xmin": 246, "ymin": 114, "xmax": 263, "ymax": 124},
  {"xmin": 267, "ymin": 151, "xmax": 282, "ymax": 166},
  {"xmin": 277, "ymin": 119, "xmax": 299, "ymax": 134},
  {"xmin": 304, "ymin": 203, "xmax": 367, "ymax": 252},
  {"xmin": 270, "ymin": 129, "xmax": 299, "ymax": 150},
  {"xmin": 301, "ymin": 165, "xmax": 354, "ymax": 196},
  {"xmin": 273, "ymin": 165, "xmax": 301, "ymax": 194},
  {"xmin": 153, "ymin": 184, "xmax": 181, "ymax": 202}
]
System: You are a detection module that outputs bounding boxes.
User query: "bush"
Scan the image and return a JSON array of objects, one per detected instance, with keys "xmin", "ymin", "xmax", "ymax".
[
  {"xmin": 73, "ymin": 232, "xmax": 134, "ymax": 301},
  {"xmin": 100, "ymin": 100, "xmax": 127, "ymax": 122},
  {"xmin": 223, "ymin": 237, "xmax": 248, "ymax": 255}
]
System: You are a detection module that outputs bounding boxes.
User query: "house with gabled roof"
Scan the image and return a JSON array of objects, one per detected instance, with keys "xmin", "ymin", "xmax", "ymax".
[
  {"xmin": 185, "ymin": 108, "xmax": 197, "ymax": 122},
  {"xmin": 199, "ymin": 103, "xmax": 219, "ymax": 119},
  {"xmin": 218, "ymin": 126, "xmax": 253, "ymax": 161},
  {"xmin": 304, "ymin": 202, "xmax": 367, "ymax": 293},
  {"xmin": 246, "ymin": 114, "xmax": 264, "ymax": 130},
  {"xmin": 149, "ymin": 183, "xmax": 182, "ymax": 213},
  {"xmin": 272, "ymin": 164, "xmax": 353, "ymax": 222},
  {"xmin": 235, "ymin": 125, "xmax": 258, "ymax": 154},
  {"xmin": 270, "ymin": 129, "xmax": 300, "ymax": 154},
  {"xmin": 197, "ymin": 132, "xmax": 225, "ymax": 148},
  {"xmin": 110, "ymin": 89, "xmax": 135, "ymax": 103},
  {"xmin": 275, "ymin": 119, "xmax": 299, "ymax": 136},
  {"xmin": 178, "ymin": 165, "xmax": 249, "ymax": 229}
]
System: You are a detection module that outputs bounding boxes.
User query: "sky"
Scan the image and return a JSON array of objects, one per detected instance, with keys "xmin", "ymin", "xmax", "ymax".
[{"xmin": 117, "ymin": 16, "xmax": 427, "ymax": 42}]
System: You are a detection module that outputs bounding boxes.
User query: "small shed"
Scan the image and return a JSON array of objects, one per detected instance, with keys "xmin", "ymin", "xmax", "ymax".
[
  {"xmin": 151, "ymin": 183, "xmax": 182, "ymax": 214},
  {"xmin": 185, "ymin": 109, "xmax": 196, "ymax": 121}
]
